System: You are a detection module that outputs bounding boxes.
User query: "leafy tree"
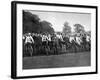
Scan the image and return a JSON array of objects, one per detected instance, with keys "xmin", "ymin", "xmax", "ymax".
[
  {"xmin": 74, "ymin": 24, "xmax": 85, "ymax": 33},
  {"xmin": 23, "ymin": 11, "xmax": 54, "ymax": 34},
  {"xmin": 40, "ymin": 20, "xmax": 54, "ymax": 34},
  {"xmin": 23, "ymin": 11, "xmax": 41, "ymax": 33},
  {"xmin": 62, "ymin": 21, "xmax": 71, "ymax": 35}
]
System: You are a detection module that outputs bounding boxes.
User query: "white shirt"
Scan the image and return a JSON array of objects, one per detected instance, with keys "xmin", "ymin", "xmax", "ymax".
[
  {"xmin": 56, "ymin": 34, "xmax": 63, "ymax": 41},
  {"xmin": 47, "ymin": 35, "xmax": 51, "ymax": 41},
  {"xmin": 69, "ymin": 36, "xmax": 75, "ymax": 43},
  {"xmin": 75, "ymin": 36, "xmax": 82, "ymax": 45},
  {"xmin": 42, "ymin": 35, "xmax": 47, "ymax": 42},
  {"xmin": 86, "ymin": 36, "xmax": 90, "ymax": 42},
  {"xmin": 25, "ymin": 36, "xmax": 34, "ymax": 44}
]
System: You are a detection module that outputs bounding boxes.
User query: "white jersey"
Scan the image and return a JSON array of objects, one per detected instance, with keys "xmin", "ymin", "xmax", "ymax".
[
  {"xmin": 25, "ymin": 36, "xmax": 34, "ymax": 44},
  {"xmin": 75, "ymin": 36, "xmax": 82, "ymax": 45},
  {"xmin": 69, "ymin": 36, "xmax": 75, "ymax": 43},
  {"xmin": 86, "ymin": 35, "xmax": 90, "ymax": 42},
  {"xmin": 56, "ymin": 34, "xmax": 63, "ymax": 41},
  {"xmin": 42, "ymin": 35, "xmax": 48, "ymax": 42},
  {"xmin": 47, "ymin": 35, "xmax": 51, "ymax": 41}
]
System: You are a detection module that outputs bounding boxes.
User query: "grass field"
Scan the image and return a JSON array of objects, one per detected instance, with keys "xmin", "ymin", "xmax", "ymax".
[{"xmin": 23, "ymin": 52, "xmax": 90, "ymax": 69}]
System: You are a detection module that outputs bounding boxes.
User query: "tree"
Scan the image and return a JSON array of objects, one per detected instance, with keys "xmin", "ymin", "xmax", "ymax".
[
  {"xmin": 74, "ymin": 24, "xmax": 85, "ymax": 33},
  {"xmin": 62, "ymin": 21, "xmax": 71, "ymax": 35},
  {"xmin": 86, "ymin": 31, "xmax": 91, "ymax": 36},
  {"xmin": 23, "ymin": 11, "xmax": 55, "ymax": 34},
  {"xmin": 23, "ymin": 11, "xmax": 41, "ymax": 34},
  {"xmin": 40, "ymin": 20, "xmax": 54, "ymax": 34}
]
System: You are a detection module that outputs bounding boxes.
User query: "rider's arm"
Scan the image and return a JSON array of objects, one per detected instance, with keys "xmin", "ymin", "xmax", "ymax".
[{"xmin": 30, "ymin": 36, "xmax": 34, "ymax": 43}]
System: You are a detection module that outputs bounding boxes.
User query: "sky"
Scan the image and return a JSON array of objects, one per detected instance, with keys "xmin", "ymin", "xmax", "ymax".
[{"xmin": 28, "ymin": 10, "xmax": 91, "ymax": 32}]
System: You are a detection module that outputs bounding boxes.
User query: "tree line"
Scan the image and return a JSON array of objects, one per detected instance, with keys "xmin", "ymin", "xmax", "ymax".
[
  {"xmin": 23, "ymin": 11, "xmax": 54, "ymax": 34},
  {"xmin": 23, "ymin": 11, "xmax": 91, "ymax": 36}
]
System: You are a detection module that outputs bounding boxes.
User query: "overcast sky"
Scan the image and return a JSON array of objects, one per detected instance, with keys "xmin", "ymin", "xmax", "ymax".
[{"xmin": 28, "ymin": 10, "xmax": 91, "ymax": 32}]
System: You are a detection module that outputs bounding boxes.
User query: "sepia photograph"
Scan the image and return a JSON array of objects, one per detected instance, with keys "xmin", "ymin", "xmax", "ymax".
[{"xmin": 11, "ymin": 1, "xmax": 97, "ymax": 79}]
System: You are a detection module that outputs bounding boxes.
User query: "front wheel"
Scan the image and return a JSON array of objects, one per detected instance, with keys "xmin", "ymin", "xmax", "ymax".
[{"xmin": 27, "ymin": 45, "xmax": 33, "ymax": 57}]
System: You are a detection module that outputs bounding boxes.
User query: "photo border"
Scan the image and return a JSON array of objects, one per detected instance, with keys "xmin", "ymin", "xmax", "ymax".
[{"xmin": 11, "ymin": 1, "xmax": 98, "ymax": 79}]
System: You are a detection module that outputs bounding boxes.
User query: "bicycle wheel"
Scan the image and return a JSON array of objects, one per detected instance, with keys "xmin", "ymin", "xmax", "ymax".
[{"xmin": 28, "ymin": 45, "xmax": 33, "ymax": 56}]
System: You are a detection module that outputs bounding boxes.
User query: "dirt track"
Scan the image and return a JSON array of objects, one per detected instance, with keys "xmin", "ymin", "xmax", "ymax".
[{"xmin": 23, "ymin": 52, "xmax": 90, "ymax": 69}]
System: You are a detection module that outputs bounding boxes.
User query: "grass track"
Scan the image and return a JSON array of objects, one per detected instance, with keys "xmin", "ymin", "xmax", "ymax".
[{"xmin": 23, "ymin": 52, "xmax": 90, "ymax": 69}]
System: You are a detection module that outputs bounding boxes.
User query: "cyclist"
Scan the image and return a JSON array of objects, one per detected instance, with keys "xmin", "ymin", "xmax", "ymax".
[{"xmin": 25, "ymin": 33, "xmax": 34, "ymax": 56}]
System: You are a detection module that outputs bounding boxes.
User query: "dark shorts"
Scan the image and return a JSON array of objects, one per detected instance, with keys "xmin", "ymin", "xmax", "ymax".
[
  {"xmin": 42, "ymin": 41, "xmax": 47, "ymax": 46},
  {"xmin": 25, "ymin": 42, "xmax": 32, "ymax": 48}
]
